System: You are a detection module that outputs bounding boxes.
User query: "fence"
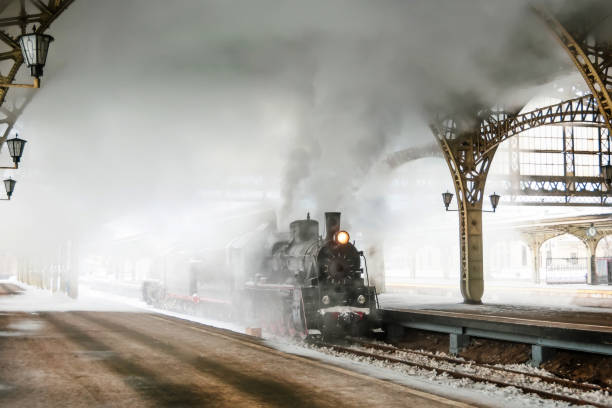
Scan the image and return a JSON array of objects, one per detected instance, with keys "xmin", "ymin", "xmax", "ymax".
[
  {"xmin": 595, "ymin": 258, "xmax": 612, "ymax": 285},
  {"xmin": 544, "ymin": 257, "xmax": 588, "ymax": 284}
]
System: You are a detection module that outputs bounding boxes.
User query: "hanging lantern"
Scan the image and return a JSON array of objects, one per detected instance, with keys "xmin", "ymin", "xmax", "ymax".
[
  {"xmin": 489, "ymin": 192, "xmax": 500, "ymax": 212},
  {"xmin": 17, "ymin": 31, "xmax": 54, "ymax": 78},
  {"xmin": 4, "ymin": 178, "xmax": 15, "ymax": 199},
  {"xmin": 6, "ymin": 135, "xmax": 26, "ymax": 164},
  {"xmin": 442, "ymin": 191, "xmax": 453, "ymax": 210}
]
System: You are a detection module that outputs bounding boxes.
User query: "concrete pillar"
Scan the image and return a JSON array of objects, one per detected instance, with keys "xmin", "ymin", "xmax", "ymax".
[
  {"xmin": 530, "ymin": 345, "xmax": 556, "ymax": 366},
  {"xmin": 449, "ymin": 333, "xmax": 470, "ymax": 355},
  {"xmin": 528, "ymin": 240, "xmax": 541, "ymax": 284},
  {"xmin": 588, "ymin": 253, "xmax": 597, "ymax": 285}
]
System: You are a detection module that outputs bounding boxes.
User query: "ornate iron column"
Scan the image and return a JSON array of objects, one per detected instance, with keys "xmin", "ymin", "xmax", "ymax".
[{"xmin": 432, "ymin": 112, "xmax": 499, "ymax": 303}]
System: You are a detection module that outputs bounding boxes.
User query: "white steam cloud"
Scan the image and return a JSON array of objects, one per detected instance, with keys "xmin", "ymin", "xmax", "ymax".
[{"xmin": 0, "ymin": 0, "xmax": 595, "ymax": 270}]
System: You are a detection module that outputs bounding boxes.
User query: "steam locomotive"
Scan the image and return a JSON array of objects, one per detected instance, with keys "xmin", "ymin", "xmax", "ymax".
[
  {"xmin": 247, "ymin": 212, "xmax": 380, "ymax": 338},
  {"xmin": 142, "ymin": 211, "xmax": 380, "ymax": 338}
]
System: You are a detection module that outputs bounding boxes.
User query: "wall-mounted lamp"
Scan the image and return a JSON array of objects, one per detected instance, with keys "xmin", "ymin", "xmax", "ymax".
[
  {"xmin": 0, "ymin": 27, "xmax": 54, "ymax": 89},
  {"xmin": 0, "ymin": 135, "xmax": 27, "ymax": 169},
  {"xmin": 1, "ymin": 178, "xmax": 15, "ymax": 200},
  {"xmin": 442, "ymin": 191, "xmax": 501, "ymax": 213}
]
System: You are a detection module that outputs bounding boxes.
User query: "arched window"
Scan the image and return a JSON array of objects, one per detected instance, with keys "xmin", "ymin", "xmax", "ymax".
[{"xmin": 540, "ymin": 234, "xmax": 589, "ymax": 284}]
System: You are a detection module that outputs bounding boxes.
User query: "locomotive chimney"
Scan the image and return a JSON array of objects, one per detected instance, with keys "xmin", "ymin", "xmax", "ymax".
[{"xmin": 325, "ymin": 212, "xmax": 341, "ymax": 241}]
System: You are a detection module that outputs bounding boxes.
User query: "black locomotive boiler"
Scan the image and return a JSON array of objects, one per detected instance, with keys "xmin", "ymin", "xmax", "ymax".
[{"xmin": 246, "ymin": 212, "xmax": 380, "ymax": 338}]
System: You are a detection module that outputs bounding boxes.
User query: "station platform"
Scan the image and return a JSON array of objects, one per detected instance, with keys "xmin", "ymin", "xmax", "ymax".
[
  {"xmin": 0, "ymin": 282, "xmax": 473, "ymax": 408},
  {"xmin": 384, "ymin": 281, "xmax": 612, "ymax": 308},
  {"xmin": 379, "ymin": 292, "xmax": 612, "ymax": 362}
]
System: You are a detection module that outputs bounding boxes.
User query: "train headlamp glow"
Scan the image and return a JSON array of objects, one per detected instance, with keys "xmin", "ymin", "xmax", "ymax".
[
  {"xmin": 335, "ymin": 230, "xmax": 350, "ymax": 245},
  {"xmin": 357, "ymin": 294, "xmax": 366, "ymax": 305},
  {"xmin": 322, "ymin": 295, "xmax": 330, "ymax": 305}
]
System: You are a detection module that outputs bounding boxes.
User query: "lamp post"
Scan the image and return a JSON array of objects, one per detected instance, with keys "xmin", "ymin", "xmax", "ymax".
[
  {"xmin": 442, "ymin": 191, "xmax": 501, "ymax": 212},
  {"xmin": 0, "ymin": 27, "xmax": 55, "ymax": 89}
]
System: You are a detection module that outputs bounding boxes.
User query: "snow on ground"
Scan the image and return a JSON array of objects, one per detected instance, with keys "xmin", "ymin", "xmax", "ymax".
[
  {"xmin": 379, "ymin": 291, "xmax": 612, "ymax": 313},
  {"xmin": 270, "ymin": 341, "xmax": 585, "ymax": 408},
  {"xmin": 0, "ymin": 278, "xmax": 247, "ymax": 335},
  {"xmin": 0, "ymin": 277, "xmax": 139, "ymax": 312},
  {"xmin": 1, "ymin": 279, "xmax": 608, "ymax": 407}
]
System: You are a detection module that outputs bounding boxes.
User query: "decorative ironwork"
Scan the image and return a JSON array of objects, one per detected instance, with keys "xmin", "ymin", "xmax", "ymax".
[
  {"xmin": 430, "ymin": 95, "xmax": 610, "ymax": 302},
  {"xmin": 490, "ymin": 175, "xmax": 611, "ymax": 204},
  {"xmin": 533, "ymin": 6, "xmax": 612, "ymax": 131},
  {"xmin": 0, "ymin": 0, "xmax": 74, "ymax": 108},
  {"xmin": 482, "ymin": 95, "xmax": 604, "ymax": 157}
]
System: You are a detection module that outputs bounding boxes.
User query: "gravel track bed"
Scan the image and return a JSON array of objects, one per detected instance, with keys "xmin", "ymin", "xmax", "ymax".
[{"xmin": 310, "ymin": 341, "xmax": 611, "ymax": 407}]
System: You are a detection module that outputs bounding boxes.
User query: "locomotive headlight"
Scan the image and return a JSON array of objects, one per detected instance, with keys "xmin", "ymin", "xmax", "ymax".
[
  {"xmin": 335, "ymin": 230, "xmax": 350, "ymax": 245},
  {"xmin": 322, "ymin": 295, "xmax": 330, "ymax": 305},
  {"xmin": 357, "ymin": 294, "xmax": 366, "ymax": 305}
]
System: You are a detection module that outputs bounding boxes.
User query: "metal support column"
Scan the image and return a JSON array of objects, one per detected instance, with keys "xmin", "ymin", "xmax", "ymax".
[
  {"xmin": 585, "ymin": 239, "xmax": 597, "ymax": 285},
  {"xmin": 433, "ymin": 117, "xmax": 498, "ymax": 304},
  {"xmin": 461, "ymin": 206, "xmax": 484, "ymax": 303}
]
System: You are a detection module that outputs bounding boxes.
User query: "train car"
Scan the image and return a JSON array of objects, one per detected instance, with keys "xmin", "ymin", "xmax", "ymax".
[
  {"xmin": 142, "ymin": 247, "xmax": 235, "ymax": 318},
  {"xmin": 143, "ymin": 211, "xmax": 381, "ymax": 339}
]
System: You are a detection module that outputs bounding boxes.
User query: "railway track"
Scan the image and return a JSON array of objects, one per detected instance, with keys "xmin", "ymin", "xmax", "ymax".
[{"xmin": 313, "ymin": 338, "xmax": 611, "ymax": 408}]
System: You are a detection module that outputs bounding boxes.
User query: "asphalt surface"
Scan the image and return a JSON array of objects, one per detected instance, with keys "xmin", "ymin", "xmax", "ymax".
[{"xmin": 0, "ymin": 284, "xmax": 470, "ymax": 408}]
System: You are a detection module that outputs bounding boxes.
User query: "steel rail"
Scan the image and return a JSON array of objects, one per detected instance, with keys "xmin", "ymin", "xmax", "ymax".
[
  {"xmin": 314, "ymin": 341, "xmax": 609, "ymax": 408},
  {"xmin": 347, "ymin": 338, "xmax": 609, "ymax": 394}
]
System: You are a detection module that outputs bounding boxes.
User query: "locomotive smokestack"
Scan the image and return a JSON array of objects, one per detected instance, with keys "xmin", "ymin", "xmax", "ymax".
[{"xmin": 325, "ymin": 212, "xmax": 341, "ymax": 241}]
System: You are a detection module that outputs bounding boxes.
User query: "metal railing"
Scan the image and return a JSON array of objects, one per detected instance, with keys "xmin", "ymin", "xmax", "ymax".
[{"xmin": 544, "ymin": 257, "xmax": 589, "ymax": 284}]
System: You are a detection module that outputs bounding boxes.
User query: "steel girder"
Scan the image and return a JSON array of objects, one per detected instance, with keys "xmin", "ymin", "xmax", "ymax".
[
  {"xmin": 431, "ymin": 95, "xmax": 605, "ymax": 202},
  {"xmin": 0, "ymin": 0, "xmax": 74, "ymax": 108},
  {"xmin": 533, "ymin": 6, "xmax": 612, "ymax": 133},
  {"xmin": 431, "ymin": 93, "xmax": 608, "ymax": 303},
  {"xmin": 391, "ymin": 96, "xmax": 604, "ymax": 169},
  {"xmin": 479, "ymin": 95, "xmax": 604, "ymax": 158}
]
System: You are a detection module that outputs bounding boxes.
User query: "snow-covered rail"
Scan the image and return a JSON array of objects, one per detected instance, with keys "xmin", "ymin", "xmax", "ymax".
[{"xmin": 312, "ymin": 340, "xmax": 611, "ymax": 407}]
